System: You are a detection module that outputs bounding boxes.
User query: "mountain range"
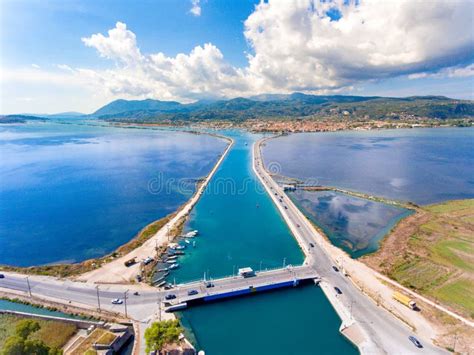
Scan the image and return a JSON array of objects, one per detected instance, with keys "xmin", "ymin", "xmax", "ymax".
[
  {"xmin": 2, "ymin": 93, "xmax": 473, "ymax": 123},
  {"xmin": 91, "ymin": 94, "xmax": 474, "ymax": 122}
]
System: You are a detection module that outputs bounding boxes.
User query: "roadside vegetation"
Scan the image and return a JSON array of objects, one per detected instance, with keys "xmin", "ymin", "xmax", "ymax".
[
  {"xmin": 144, "ymin": 320, "xmax": 182, "ymax": 353},
  {"xmin": 363, "ymin": 199, "xmax": 474, "ymax": 318},
  {"xmin": 0, "ymin": 316, "xmax": 76, "ymax": 354}
]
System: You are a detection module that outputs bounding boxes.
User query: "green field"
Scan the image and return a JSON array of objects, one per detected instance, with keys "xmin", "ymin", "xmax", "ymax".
[
  {"xmin": 382, "ymin": 199, "xmax": 474, "ymax": 318},
  {"xmin": 0, "ymin": 314, "xmax": 77, "ymax": 351}
]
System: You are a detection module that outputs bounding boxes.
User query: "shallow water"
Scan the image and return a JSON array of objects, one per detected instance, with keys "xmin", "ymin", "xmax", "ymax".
[
  {"xmin": 262, "ymin": 128, "xmax": 474, "ymax": 205},
  {"xmin": 0, "ymin": 122, "xmax": 227, "ymax": 266},
  {"xmin": 288, "ymin": 190, "xmax": 412, "ymax": 258}
]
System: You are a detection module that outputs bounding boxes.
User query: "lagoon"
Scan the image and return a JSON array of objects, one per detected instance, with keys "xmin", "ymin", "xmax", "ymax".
[
  {"xmin": 262, "ymin": 128, "xmax": 474, "ymax": 205},
  {"xmin": 0, "ymin": 122, "xmax": 227, "ymax": 266},
  {"xmin": 288, "ymin": 190, "xmax": 412, "ymax": 258}
]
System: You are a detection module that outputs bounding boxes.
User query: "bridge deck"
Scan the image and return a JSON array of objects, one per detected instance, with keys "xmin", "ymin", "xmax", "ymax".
[{"xmin": 164, "ymin": 265, "xmax": 319, "ymax": 311}]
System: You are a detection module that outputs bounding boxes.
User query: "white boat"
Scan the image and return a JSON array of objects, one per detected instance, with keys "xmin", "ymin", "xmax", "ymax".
[
  {"xmin": 166, "ymin": 260, "xmax": 177, "ymax": 264},
  {"xmin": 185, "ymin": 230, "xmax": 198, "ymax": 238},
  {"xmin": 175, "ymin": 245, "xmax": 186, "ymax": 250},
  {"xmin": 168, "ymin": 263, "xmax": 179, "ymax": 270},
  {"xmin": 184, "ymin": 239, "xmax": 191, "ymax": 244}
]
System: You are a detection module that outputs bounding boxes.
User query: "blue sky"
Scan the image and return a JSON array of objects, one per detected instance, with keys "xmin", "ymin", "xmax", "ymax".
[{"xmin": 1, "ymin": 0, "xmax": 473, "ymax": 114}]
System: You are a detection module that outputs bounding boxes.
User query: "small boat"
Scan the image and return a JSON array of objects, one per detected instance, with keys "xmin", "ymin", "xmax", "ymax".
[
  {"xmin": 175, "ymin": 245, "xmax": 186, "ymax": 250},
  {"xmin": 168, "ymin": 263, "xmax": 179, "ymax": 270},
  {"xmin": 185, "ymin": 230, "xmax": 198, "ymax": 238},
  {"xmin": 166, "ymin": 256, "xmax": 178, "ymax": 261},
  {"xmin": 174, "ymin": 251, "xmax": 185, "ymax": 255},
  {"xmin": 193, "ymin": 241, "xmax": 196, "ymax": 248},
  {"xmin": 156, "ymin": 280, "xmax": 166, "ymax": 288},
  {"xmin": 154, "ymin": 275, "xmax": 166, "ymax": 284},
  {"xmin": 166, "ymin": 260, "xmax": 177, "ymax": 264},
  {"xmin": 184, "ymin": 239, "xmax": 191, "ymax": 244}
]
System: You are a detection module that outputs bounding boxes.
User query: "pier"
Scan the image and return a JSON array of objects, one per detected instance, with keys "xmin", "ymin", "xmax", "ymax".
[{"xmin": 163, "ymin": 266, "xmax": 319, "ymax": 311}]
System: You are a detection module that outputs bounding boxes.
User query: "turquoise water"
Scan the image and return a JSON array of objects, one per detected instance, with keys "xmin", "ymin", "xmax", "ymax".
[
  {"xmin": 0, "ymin": 122, "xmax": 227, "ymax": 266},
  {"xmin": 262, "ymin": 128, "xmax": 474, "ymax": 205},
  {"xmin": 181, "ymin": 285, "xmax": 356, "ymax": 355},
  {"xmin": 288, "ymin": 190, "xmax": 412, "ymax": 258},
  {"xmin": 174, "ymin": 131, "xmax": 354, "ymax": 354},
  {"xmin": 170, "ymin": 131, "xmax": 303, "ymax": 283},
  {"xmin": 0, "ymin": 299, "xmax": 80, "ymax": 319}
]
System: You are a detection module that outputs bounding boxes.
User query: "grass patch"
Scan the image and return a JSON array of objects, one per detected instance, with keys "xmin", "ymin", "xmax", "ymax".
[
  {"xmin": 366, "ymin": 199, "xmax": 474, "ymax": 318},
  {"xmin": 0, "ymin": 314, "xmax": 77, "ymax": 350},
  {"xmin": 96, "ymin": 331, "xmax": 117, "ymax": 345},
  {"xmin": 70, "ymin": 328, "xmax": 113, "ymax": 355},
  {"xmin": 431, "ymin": 278, "xmax": 474, "ymax": 317}
]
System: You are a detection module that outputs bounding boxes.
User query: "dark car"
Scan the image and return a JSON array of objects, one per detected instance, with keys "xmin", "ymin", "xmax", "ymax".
[
  {"xmin": 408, "ymin": 336, "xmax": 423, "ymax": 348},
  {"xmin": 0, "ymin": 274, "xmax": 4, "ymax": 279},
  {"xmin": 187, "ymin": 290, "xmax": 198, "ymax": 296},
  {"xmin": 332, "ymin": 266, "xmax": 339, "ymax": 272},
  {"xmin": 165, "ymin": 294, "xmax": 176, "ymax": 300},
  {"xmin": 309, "ymin": 243, "xmax": 314, "ymax": 248},
  {"xmin": 334, "ymin": 287, "xmax": 342, "ymax": 295},
  {"xmin": 205, "ymin": 282, "xmax": 215, "ymax": 288}
]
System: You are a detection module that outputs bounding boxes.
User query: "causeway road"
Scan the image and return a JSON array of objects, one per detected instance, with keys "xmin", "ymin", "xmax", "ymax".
[{"xmin": 254, "ymin": 138, "xmax": 446, "ymax": 355}]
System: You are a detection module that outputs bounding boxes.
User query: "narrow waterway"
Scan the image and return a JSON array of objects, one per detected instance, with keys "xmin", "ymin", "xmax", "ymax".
[
  {"xmin": 169, "ymin": 131, "xmax": 304, "ymax": 283},
  {"xmin": 174, "ymin": 131, "xmax": 356, "ymax": 354},
  {"xmin": 0, "ymin": 299, "xmax": 81, "ymax": 319}
]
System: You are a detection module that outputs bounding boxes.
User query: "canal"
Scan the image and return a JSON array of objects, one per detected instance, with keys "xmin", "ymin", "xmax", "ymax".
[{"xmin": 172, "ymin": 131, "xmax": 356, "ymax": 354}]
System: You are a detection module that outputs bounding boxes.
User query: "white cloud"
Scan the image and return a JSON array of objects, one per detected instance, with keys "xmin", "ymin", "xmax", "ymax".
[
  {"xmin": 31, "ymin": 64, "xmax": 40, "ymax": 69},
  {"xmin": 4, "ymin": 0, "xmax": 474, "ymax": 111},
  {"xmin": 81, "ymin": 22, "xmax": 143, "ymax": 65},
  {"xmin": 190, "ymin": 0, "xmax": 201, "ymax": 17},
  {"xmin": 243, "ymin": 0, "xmax": 474, "ymax": 92},
  {"xmin": 409, "ymin": 64, "xmax": 474, "ymax": 80}
]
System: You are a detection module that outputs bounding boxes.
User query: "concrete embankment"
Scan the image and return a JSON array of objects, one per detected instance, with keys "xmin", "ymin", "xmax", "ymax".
[{"xmin": 0, "ymin": 309, "xmax": 103, "ymax": 328}]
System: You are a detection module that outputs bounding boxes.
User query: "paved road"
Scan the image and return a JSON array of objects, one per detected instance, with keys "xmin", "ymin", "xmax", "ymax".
[
  {"xmin": 164, "ymin": 265, "xmax": 318, "ymax": 306},
  {"xmin": 254, "ymin": 138, "xmax": 447, "ymax": 355}
]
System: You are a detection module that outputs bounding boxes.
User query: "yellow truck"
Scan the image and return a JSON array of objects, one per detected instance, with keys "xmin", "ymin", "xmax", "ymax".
[{"xmin": 393, "ymin": 291, "xmax": 417, "ymax": 310}]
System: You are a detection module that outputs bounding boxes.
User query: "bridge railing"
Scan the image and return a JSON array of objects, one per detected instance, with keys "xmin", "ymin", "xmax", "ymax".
[{"xmin": 173, "ymin": 265, "xmax": 311, "ymax": 287}]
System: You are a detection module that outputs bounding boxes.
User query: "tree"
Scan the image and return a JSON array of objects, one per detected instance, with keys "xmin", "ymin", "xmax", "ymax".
[
  {"xmin": 144, "ymin": 320, "xmax": 182, "ymax": 353},
  {"xmin": 15, "ymin": 320, "xmax": 40, "ymax": 339},
  {"xmin": 1, "ymin": 320, "xmax": 53, "ymax": 355},
  {"xmin": 2, "ymin": 337, "xmax": 50, "ymax": 355},
  {"xmin": 2, "ymin": 336, "xmax": 25, "ymax": 355}
]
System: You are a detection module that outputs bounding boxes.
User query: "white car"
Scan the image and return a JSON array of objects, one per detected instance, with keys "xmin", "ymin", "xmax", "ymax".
[{"xmin": 111, "ymin": 298, "xmax": 123, "ymax": 305}]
